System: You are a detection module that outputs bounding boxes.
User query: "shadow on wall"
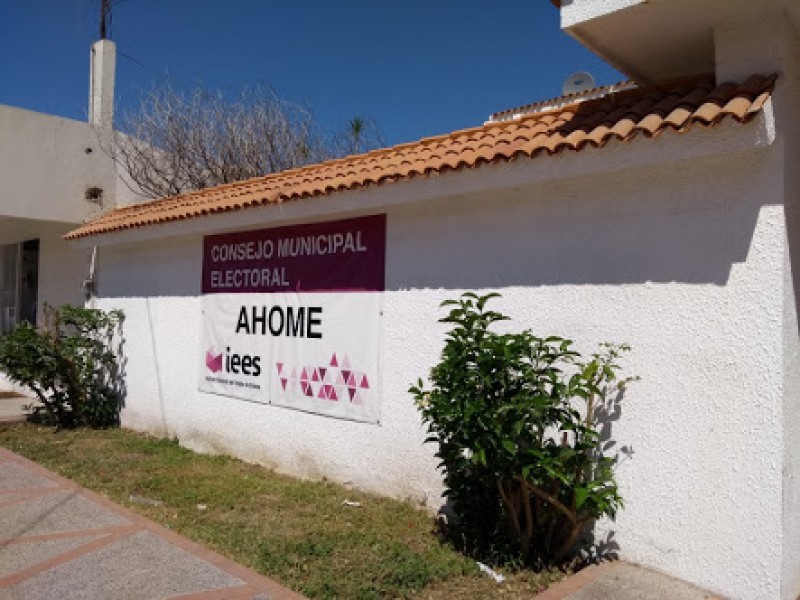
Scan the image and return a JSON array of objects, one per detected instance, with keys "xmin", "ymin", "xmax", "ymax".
[
  {"xmin": 583, "ymin": 376, "xmax": 632, "ymax": 561},
  {"xmin": 385, "ymin": 171, "xmax": 764, "ymax": 291},
  {"xmin": 96, "ymin": 171, "xmax": 765, "ymax": 300},
  {"xmin": 108, "ymin": 320, "xmax": 128, "ymax": 427}
]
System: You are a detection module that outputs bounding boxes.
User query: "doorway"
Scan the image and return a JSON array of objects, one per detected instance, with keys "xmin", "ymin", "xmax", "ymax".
[{"xmin": 0, "ymin": 239, "xmax": 39, "ymax": 334}]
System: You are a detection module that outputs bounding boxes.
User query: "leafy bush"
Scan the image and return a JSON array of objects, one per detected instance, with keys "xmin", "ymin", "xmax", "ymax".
[
  {"xmin": 0, "ymin": 304, "xmax": 125, "ymax": 429},
  {"xmin": 410, "ymin": 292, "xmax": 634, "ymax": 567}
]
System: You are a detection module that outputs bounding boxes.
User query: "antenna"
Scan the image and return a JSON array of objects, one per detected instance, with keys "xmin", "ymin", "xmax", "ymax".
[
  {"xmin": 562, "ymin": 71, "xmax": 596, "ymax": 96},
  {"xmin": 99, "ymin": 0, "xmax": 112, "ymax": 40}
]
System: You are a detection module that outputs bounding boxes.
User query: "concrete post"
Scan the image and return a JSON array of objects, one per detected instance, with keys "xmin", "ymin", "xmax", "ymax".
[{"xmin": 89, "ymin": 39, "xmax": 116, "ymax": 129}]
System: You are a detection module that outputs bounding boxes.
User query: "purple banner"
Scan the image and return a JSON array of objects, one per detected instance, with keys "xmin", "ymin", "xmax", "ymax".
[{"xmin": 202, "ymin": 214, "xmax": 386, "ymax": 294}]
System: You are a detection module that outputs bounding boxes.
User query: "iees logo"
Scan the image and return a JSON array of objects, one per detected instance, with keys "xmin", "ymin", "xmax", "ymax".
[
  {"xmin": 206, "ymin": 346, "xmax": 261, "ymax": 377},
  {"xmin": 206, "ymin": 348, "xmax": 223, "ymax": 373}
]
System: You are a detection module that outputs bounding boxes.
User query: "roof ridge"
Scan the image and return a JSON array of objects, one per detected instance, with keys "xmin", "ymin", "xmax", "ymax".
[{"xmin": 488, "ymin": 80, "xmax": 636, "ymax": 122}]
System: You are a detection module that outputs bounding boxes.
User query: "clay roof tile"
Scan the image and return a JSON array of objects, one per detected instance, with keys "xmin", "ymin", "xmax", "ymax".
[{"xmin": 65, "ymin": 74, "xmax": 777, "ymax": 240}]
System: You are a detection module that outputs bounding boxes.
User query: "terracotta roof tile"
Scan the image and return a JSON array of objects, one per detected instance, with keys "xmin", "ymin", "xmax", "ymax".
[
  {"xmin": 66, "ymin": 74, "xmax": 777, "ymax": 240},
  {"xmin": 488, "ymin": 80, "xmax": 638, "ymax": 122}
]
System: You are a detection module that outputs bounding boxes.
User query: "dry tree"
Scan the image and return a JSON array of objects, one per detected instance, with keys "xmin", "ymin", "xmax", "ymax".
[{"xmin": 106, "ymin": 85, "xmax": 379, "ymax": 199}]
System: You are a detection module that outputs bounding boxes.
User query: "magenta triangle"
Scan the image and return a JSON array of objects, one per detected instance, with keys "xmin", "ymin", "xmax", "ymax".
[
  {"xmin": 280, "ymin": 378, "xmax": 287, "ymax": 390},
  {"xmin": 330, "ymin": 353, "xmax": 338, "ymax": 367},
  {"xmin": 360, "ymin": 374, "xmax": 370, "ymax": 389}
]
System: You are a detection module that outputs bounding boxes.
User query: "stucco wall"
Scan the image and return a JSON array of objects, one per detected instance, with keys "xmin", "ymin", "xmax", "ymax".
[
  {"xmin": 777, "ymin": 23, "xmax": 800, "ymax": 600},
  {"xmin": 0, "ymin": 103, "xmax": 143, "ymax": 392},
  {"xmin": 37, "ymin": 223, "xmax": 92, "ymax": 316},
  {"xmin": 0, "ymin": 104, "xmax": 138, "ymax": 222},
  {"xmin": 0, "ymin": 219, "xmax": 92, "ymax": 321},
  {"xmin": 92, "ymin": 131, "xmax": 787, "ymax": 598},
  {"xmin": 716, "ymin": 20, "xmax": 800, "ymax": 599},
  {"xmin": 0, "ymin": 221, "xmax": 91, "ymax": 396}
]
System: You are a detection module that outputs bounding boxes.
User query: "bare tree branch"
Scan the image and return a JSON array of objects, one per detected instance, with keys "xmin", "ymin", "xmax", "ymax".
[{"xmin": 104, "ymin": 85, "xmax": 381, "ymax": 199}]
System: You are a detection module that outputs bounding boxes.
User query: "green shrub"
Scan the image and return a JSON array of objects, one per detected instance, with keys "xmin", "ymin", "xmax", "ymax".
[
  {"xmin": 0, "ymin": 304, "xmax": 125, "ymax": 429},
  {"xmin": 410, "ymin": 292, "xmax": 634, "ymax": 567}
]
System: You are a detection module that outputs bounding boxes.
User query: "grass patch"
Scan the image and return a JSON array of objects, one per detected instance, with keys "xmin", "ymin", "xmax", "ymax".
[{"xmin": 0, "ymin": 424, "xmax": 564, "ymax": 599}]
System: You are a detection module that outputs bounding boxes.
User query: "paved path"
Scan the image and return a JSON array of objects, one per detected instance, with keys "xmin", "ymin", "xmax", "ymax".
[
  {"xmin": 536, "ymin": 561, "xmax": 722, "ymax": 599},
  {"xmin": 0, "ymin": 447, "xmax": 305, "ymax": 600}
]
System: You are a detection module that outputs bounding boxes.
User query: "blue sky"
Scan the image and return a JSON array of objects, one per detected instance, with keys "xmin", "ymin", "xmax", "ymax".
[{"xmin": 0, "ymin": 1, "xmax": 622, "ymax": 146}]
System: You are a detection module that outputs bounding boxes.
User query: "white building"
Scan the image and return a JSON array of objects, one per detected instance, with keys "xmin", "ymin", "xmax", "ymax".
[
  {"xmin": 0, "ymin": 39, "xmax": 134, "ymax": 337},
  {"xmin": 65, "ymin": 1, "xmax": 799, "ymax": 598}
]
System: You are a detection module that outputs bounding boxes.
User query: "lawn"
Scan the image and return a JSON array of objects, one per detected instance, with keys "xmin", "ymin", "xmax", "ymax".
[{"xmin": 0, "ymin": 424, "xmax": 563, "ymax": 599}]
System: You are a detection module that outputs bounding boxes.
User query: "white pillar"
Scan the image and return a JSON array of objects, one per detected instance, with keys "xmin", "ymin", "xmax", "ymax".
[{"xmin": 89, "ymin": 39, "xmax": 116, "ymax": 128}]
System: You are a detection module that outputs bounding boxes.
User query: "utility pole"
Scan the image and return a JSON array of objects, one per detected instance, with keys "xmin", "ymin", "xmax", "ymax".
[{"xmin": 99, "ymin": 0, "xmax": 111, "ymax": 40}]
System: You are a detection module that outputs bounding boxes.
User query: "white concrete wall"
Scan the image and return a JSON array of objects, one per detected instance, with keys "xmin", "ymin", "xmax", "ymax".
[
  {"xmin": 0, "ymin": 220, "xmax": 91, "ymax": 396},
  {"xmin": 93, "ymin": 129, "xmax": 787, "ymax": 598},
  {"xmin": 560, "ymin": 0, "xmax": 645, "ymax": 29},
  {"xmin": 716, "ymin": 20, "xmax": 800, "ymax": 599},
  {"xmin": 776, "ymin": 23, "xmax": 800, "ymax": 600},
  {"xmin": 0, "ymin": 218, "xmax": 93, "ymax": 322},
  {"xmin": 0, "ymin": 104, "xmax": 130, "ymax": 222},
  {"xmin": 37, "ymin": 223, "xmax": 92, "ymax": 317}
]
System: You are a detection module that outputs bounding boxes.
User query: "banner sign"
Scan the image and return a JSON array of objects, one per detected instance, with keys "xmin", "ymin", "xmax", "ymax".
[
  {"xmin": 202, "ymin": 214, "xmax": 385, "ymax": 294},
  {"xmin": 199, "ymin": 214, "xmax": 386, "ymax": 423}
]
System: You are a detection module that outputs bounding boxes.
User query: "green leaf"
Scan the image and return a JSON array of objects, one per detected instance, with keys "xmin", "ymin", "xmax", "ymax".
[
  {"xmin": 408, "ymin": 291, "xmax": 635, "ymax": 564},
  {"xmin": 574, "ymin": 487, "xmax": 589, "ymax": 510}
]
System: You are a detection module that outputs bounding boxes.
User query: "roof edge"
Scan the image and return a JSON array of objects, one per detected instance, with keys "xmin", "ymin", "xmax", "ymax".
[{"xmin": 64, "ymin": 73, "xmax": 777, "ymax": 242}]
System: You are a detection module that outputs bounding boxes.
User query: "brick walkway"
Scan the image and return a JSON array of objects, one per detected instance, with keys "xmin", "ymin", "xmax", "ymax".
[{"xmin": 0, "ymin": 447, "xmax": 305, "ymax": 600}]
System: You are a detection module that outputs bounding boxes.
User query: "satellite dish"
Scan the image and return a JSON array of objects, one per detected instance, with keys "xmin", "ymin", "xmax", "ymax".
[{"xmin": 562, "ymin": 71, "xmax": 596, "ymax": 96}]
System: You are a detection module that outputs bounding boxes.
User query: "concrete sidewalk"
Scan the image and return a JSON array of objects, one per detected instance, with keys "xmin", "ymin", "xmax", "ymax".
[
  {"xmin": 535, "ymin": 560, "xmax": 722, "ymax": 600},
  {"xmin": 0, "ymin": 446, "xmax": 305, "ymax": 600}
]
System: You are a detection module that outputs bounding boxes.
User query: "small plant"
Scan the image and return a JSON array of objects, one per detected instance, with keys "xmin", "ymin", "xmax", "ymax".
[
  {"xmin": 0, "ymin": 304, "xmax": 125, "ymax": 429},
  {"xmin": 410, "ymin": 292, "xmax": 634, "ymax": 567}
]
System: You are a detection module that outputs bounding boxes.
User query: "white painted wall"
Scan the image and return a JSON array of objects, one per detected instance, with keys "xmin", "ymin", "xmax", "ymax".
[
  {"xmin": 775, "ymin": 23, "xmax": 800, "ymax": 600},
  {"xmin": 562, "ymin": 0, "xmax": 798, "ymax": 83},
  {"xmin": 0, "ymin": 100, "xmax": 142, "ymax": 319},
  {"xmin": 560, "ymin": 0, "xmax": 645, "ymax": 29},
  {"xmin": 37, "ymin": 222, "xmax": 93, "ymax": 316},
  {"xmin": 0, "ymin": 105, "xmax": 130, "ymax": 223},
  {"xmin": 715, "ymin": 20, "xmax": 800, "ymax": 599},
  {"xmin": 0, "ymin": 104, "xmax": 139, "ymax": 394},
  {"xmin": 0, "ymin": 220, "xmax": 92, "ymax": 396},
  {"xmin": 92, "ymin": 120, "xmax": 789, "ymax": 598}
]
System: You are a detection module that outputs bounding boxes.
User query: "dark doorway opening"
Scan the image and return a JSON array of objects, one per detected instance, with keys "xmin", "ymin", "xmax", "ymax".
[{"xmin": 19, "ymin": 239, "xmax": 39, "ymax": 326}]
